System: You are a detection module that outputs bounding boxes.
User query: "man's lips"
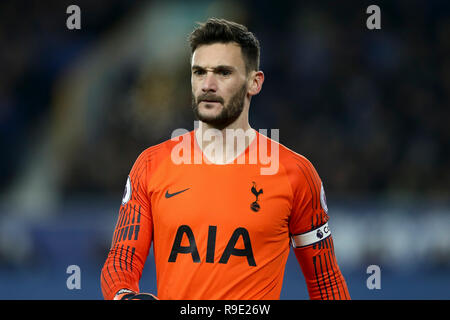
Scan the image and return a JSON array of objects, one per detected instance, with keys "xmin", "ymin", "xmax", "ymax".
[{"xmin": 200, "ymin": 100, "xmax": 222, "ymax": 105}]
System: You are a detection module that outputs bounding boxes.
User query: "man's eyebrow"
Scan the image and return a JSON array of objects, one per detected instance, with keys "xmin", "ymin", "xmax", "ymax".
[
  {"xmin": 191, "ymin": 65, "xmax": 203, "ymax": 70},
  {"xmin": 215, "ymin": 65, "xmax": 235, "ymax": 71},
  {"xmin": 191, "ymin": 65, "xmax": 236, "ymax": 71}
]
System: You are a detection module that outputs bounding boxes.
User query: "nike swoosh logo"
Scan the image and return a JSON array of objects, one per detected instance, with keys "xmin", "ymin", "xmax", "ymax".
[{"xmin": 165, "ymin": 188, "xmax": 190, "ymax": 198}]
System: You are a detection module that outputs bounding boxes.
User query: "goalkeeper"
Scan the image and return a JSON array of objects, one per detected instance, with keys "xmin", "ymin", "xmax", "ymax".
[{"xmin": 101, "ymin": 18, "xmax": 350, "ymax": 300}]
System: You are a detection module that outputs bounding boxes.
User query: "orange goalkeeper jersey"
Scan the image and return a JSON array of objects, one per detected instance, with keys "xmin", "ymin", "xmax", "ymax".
[{"xmin": 101, "ymin": 130, "xmax": 350, "ymax": 300}]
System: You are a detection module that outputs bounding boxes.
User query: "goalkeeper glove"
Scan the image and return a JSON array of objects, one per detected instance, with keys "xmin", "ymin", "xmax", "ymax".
[{"xmin": 114, "ymin": 289, "xmax": 158, "ymax": 300}]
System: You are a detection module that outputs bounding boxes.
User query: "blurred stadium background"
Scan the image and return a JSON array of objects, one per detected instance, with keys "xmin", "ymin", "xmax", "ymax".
[{"xmin": 0, "ymin": 0, "xmax": 449, "ymax": 299}]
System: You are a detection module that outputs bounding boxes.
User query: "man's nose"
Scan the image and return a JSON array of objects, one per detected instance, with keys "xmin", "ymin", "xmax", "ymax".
[{"xmin": 201, "ymin": 72, "xmax": 217, "ymax": 92}]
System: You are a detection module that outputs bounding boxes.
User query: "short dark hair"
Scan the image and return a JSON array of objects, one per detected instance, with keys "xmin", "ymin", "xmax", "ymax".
[{"xmin": 188, "ymin": 18, "xmax": 260, "ymax": 73}]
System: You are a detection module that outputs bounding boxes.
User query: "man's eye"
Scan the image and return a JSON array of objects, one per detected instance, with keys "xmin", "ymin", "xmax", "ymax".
[
  {"xmin": 220, "ymin": 70, "xmax": 231, "ymax": 76},
  {"xmin": 193, "ymin": 70, "xmax": 205, "ymax": 75}
]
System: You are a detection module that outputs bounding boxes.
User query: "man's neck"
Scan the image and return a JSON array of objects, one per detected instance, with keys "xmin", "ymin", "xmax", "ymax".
[{"xmin": 194, "ymin": 121, "xmax": 256, "ymax": 164}]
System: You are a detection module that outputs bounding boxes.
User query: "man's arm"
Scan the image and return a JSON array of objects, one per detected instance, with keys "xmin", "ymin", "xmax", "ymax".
[
  {"xmin": 292, "ymin": 232, "xmax": 350, "ymax": 300},
  {"xmin": 100, "ymin": 150, "xmax": 153, "ymax": 300},
  {"xmin": 287, "ymin": 155, "xmax": 350, "ymax": 300}
]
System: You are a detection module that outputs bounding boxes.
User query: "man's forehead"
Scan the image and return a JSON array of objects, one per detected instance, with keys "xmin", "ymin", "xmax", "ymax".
[{"xmin": 191, "ymin": 42, "xmax": 245, "ymax": 69}]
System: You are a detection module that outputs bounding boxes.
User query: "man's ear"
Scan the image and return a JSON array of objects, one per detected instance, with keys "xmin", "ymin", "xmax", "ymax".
[{"xmin": 247, "ymin": 70, "xmax": 264, "ymax": 96}]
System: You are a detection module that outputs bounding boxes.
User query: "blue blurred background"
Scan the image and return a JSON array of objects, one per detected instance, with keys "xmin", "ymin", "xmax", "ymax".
[{"xmin": 0, "ymin": 0, "xmax": 449, "ymax": 299}]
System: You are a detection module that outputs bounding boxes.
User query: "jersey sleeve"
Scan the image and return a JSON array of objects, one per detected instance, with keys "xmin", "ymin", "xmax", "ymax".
[
  {"xmin": 101, "ymin": 150, "xmax": 153, "ymax": 300},
  {"xmin": 287, "ymin": 156, "xmax": 350, "ymax": 300}
]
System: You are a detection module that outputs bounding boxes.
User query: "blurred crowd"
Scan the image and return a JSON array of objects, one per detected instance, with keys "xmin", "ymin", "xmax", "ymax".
[{"xmin": 1, "ymin": 0, "xmax": 449, "ymax": 206}]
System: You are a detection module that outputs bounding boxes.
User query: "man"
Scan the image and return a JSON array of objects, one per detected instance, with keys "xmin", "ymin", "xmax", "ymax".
[{"xmin": 101, "ymin": 18, "xmax": 350, "ymax": 300}]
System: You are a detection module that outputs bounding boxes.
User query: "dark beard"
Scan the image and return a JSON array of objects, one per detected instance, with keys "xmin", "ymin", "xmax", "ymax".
[{"xmin": 191, "ymin": 84, "xmax": 247, "ymax": 130}]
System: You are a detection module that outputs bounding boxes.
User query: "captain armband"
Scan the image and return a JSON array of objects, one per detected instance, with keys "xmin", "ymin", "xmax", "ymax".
[{"xmin": 291, "ymin": 222, "xmax": 331, "ymax": 248}]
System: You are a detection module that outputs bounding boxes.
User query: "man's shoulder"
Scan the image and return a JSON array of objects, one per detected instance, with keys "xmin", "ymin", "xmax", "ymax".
[
  {"xmin": 136, "ymin": 130, "xmax": 194, "ymax": 163},
  {"xmin": 257, "ymin": 134, "xmax": 321, "ymax": 189},
  {"xmin": 257, "ymin": 131, "xmax": 314, "ymax": 169},
  {"xmin": 267, "ymin": 137, "xmax": 323, "ymax": 198}
]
